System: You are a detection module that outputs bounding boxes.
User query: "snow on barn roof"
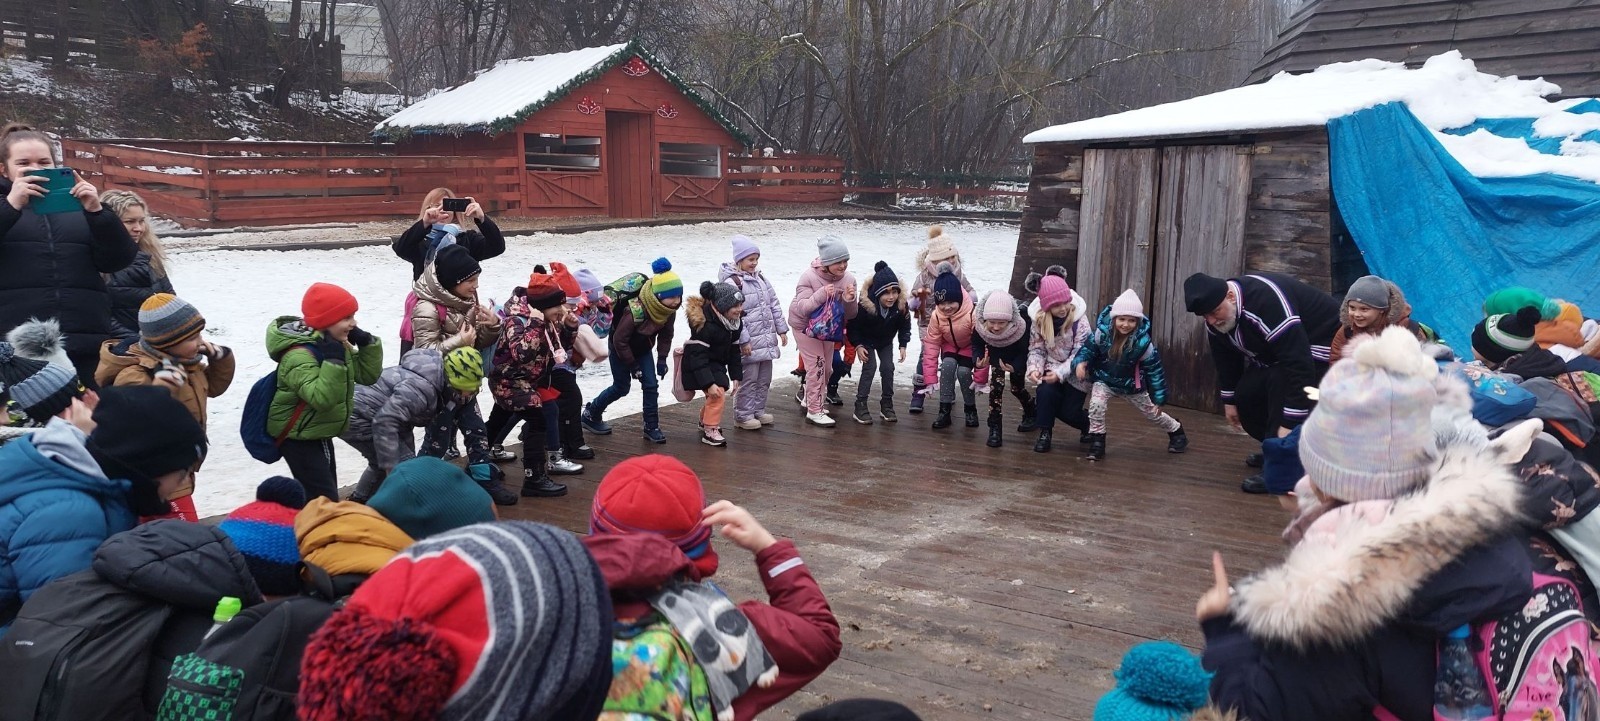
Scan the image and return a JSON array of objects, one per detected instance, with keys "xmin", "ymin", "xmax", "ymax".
[
  {"xmin": 1024, "ymin": 52, "xmax": 1600, "ymax": 182},
  {"xmin": 374, "ymin": 41, "xmax": 750, "ymax": 144}
]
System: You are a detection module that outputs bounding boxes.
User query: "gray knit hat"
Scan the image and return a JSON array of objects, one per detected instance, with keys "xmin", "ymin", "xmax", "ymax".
[
  {"xmin": 700, "ymin": 280, "xmax": 744, "ymax": 315},
  {"xmin": 1299, "ymin": 327, "xmax": 1441, "ymax": 502},
  {"xmin": 0, "ymin": 341, "xmax": 82, "ymax": 422},
  {"xmin": 817, "ymin": 235, "xmax": 850, "ymax": 265},
  {"xmin": 1345, "ymin": 276, "xmax": 1391, "ymax": 310}
]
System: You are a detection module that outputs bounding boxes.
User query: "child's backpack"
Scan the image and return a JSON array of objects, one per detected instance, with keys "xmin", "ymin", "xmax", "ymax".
[
  {"xmin": 605, "ymin": 272, "xmax": 650, "ymax": 320},
  {"xmin": 155, "ymin": 567, "xmax": 351, "ymax": 721},
  {"xmin": 1451, "ymin": 363, "xmax": 1538, "ymax": 427},
  {"xmin": 397, "ymin": 292, "xmax": 450, "ymax": 346},
  {"xmin": 604, "ymin": 611, "xmax": 717, "ymax": 721},
  {"xmin": 1432, "ymin": 573, "xmax": 1600, "ymax": 721},
  {"xmin": 240, "ymin": 344, "xmax": 322, "ymax": 463}
]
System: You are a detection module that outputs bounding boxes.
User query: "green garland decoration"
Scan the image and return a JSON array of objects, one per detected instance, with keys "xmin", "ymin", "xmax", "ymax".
[{"xmin": 374, "ymin": 39, "xmax": 753, "ymax": 146}]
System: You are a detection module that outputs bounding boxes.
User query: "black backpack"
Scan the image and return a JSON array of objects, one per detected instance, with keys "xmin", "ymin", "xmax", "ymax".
[
  {"xmin": 155, "ymin": 565, "xmax": 358, "ymax": 721},
  {"xmin": 0, "ymin": 568, "xmax": 201, "ymax": 721}
]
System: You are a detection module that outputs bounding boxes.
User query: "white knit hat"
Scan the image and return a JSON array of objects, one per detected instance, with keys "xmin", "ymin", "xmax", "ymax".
[{"xmin": 1109, "ymin": 289, "xmax": 1145, "ymax": 320}]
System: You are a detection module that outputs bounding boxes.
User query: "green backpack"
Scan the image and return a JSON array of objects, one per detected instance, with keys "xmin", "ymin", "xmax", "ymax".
[{"xmin": 603, "ymin": 612, "xmax": 715, "ymax": 721}]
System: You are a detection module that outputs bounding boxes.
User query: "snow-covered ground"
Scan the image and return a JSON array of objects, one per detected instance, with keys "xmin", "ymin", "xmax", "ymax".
[{"xmin": 169, "ymin": 219, "xmax": 1019, "ymax": 515}]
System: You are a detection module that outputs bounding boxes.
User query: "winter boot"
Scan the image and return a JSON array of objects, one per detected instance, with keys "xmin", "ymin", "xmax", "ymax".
[
  {"xmin": 963, "ymin": 405, "xmax": 979, "ymax": 428},
  {"xmin": 852, "ymin": 398, "xmax": 873, "ymax": 425},
  {"xmin": 475, "ymin": 467, "xmax": 519, "ymax": 506},
  {"xmin": 564, "ymin": 444, "xmax": 596, "ymax": 460},
  {"xmin": 1087, "ymin": 433, "xmax": 1106, "ymax": 461},
  {"xmin": 642, "ymin": 426, "xmax": 667, "ymax": 444},
  {"xmin": 547, "ymin": 450, "xmax": 583, "ymax": 475},
  {"xmin": 701, "ymin": 424, "xmax": 727, "ymax": 447},
  {"xmin": 1033, "ymin": 429, "xmax": 1053, "ymax": 453},
  {"xmin": 986, "ymin": 411, "xmax": 1003, "ymax": 448},
  {"xmin": 879, "ymin": 398, "xmax": 898, "ymax": 423},
  {"xmin": 488, "ymin": 445, "xmax": 517, "ymax": 462},
  {"xmin": 825, "ymin": 386, "xmax": 844, "ymax": 406},
  {"xmin": 1017, "ymin": 399, "xmax": 1038, "ymax": 433},
  {"xmin": 521, "ymin": 467, "xmax": 567, "ymax": 498},
  {"xmin": 581, "ymin": 404, "xmax": 612, "ymax": 435},
  {"xmin": 932, "ymin": 402, "xmax": 953, "ymax": 429},
  {"xmin": 1167, "ymin": 426, "xmax": 1189, "ymax": 454},
  {"xmin": 1079, "ymin": 430, "xmax": 1093, "ymax": 445},
  {"xmin": 909, "ymin": 390, "xmax": 926, "ymax": 414}
]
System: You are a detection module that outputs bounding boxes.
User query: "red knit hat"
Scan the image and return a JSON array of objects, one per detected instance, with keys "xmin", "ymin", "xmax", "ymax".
[
  {"xmin": 302, "ymin": 282, "xmax": 359, "ymax": 331},
  {"xmin": 549, "ymin": 262, "xmax": 582, "ymax": 299},
  {"xmin": 590, "ymin": 455, "xmax": 717, "ymax": 577},
  {"xmin": 525, "ymin": 267, "xmax": 568, "ymax": 311}
]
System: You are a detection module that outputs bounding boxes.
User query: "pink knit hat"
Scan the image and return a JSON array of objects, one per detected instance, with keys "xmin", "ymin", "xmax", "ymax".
[
  {"xmin": 1037, "ymin": 275, "xmax": 1073, "ymax": 311},
  {"xmin": 982, "ymin": 291, "xmax": 1017, "ymax": 322}
]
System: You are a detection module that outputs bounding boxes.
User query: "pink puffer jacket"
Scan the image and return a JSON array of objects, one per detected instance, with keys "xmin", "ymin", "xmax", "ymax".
[{"xmin": 788, "ymin": 258, "xmax": 859, "ymax": 338}]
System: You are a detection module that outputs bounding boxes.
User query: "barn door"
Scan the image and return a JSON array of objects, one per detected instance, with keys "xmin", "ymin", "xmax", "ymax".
[
  {"xmin": 1150, "ymin": 145, "xmax": 1251, "ymax": 412},
  {"xmin": 605, "ymin": 112, "xmax": 655, "ymax": 218},
  {"xmin": 1075, "ymin": 148, "xmax": 1159, "ymax": 313}
]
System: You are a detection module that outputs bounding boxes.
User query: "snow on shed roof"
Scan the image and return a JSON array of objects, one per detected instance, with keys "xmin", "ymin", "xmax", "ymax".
[
  {"xmin": 375, "ymin": 41, "xmax": 750, "ymax": 144},
  {"xmin": 1024, "ymin": 52, "xmax": 1600, "ymax": 183}
]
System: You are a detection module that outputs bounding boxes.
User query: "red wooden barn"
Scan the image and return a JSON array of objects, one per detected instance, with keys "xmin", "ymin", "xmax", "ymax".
[{"xmin": 376, "ymin": 41, "xmax": 752, "ymax": 218}]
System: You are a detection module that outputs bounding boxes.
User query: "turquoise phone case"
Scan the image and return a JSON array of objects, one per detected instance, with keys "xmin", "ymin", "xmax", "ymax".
[{"xmin": 28, "ymin": 167, "xmax": 84, "ymax": 215}]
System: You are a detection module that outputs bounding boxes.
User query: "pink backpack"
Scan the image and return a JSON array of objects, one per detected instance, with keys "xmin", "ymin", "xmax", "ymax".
[
  {"xmin": 397, "ymin": 292, "xmax": 447, "ymax": 345},
  {"xmin": 1433, "ymin": 573, "xmax": 1600, "ymax": 721}
]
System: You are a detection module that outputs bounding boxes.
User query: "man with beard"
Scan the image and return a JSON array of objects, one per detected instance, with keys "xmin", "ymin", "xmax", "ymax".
[{"xmin": 1184, "ymin": 272, "xmax": 1340, "ymax": 494}]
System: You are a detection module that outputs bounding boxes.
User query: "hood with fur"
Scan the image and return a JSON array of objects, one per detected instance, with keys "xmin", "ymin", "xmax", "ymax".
[
  {"xmin": 1232, "ymin": 415, "xmax": 1542, "ymax": 649},
  {"xmin": 858, "ymin": 277, "xmax": 907, "ymax": 317}
]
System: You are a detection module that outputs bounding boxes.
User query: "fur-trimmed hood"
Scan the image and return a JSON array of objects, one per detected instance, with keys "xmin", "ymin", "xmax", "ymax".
[
  {"xmin": 1231, "ymin": 417, "xmax": 1543, "ymax": 649},
  {"xmin": 686, "ymin": 294, "xmax": 708, "ymax": 330},
  {"xmin": 859, "ymin": 277, "xmax": 906, "ymax": 316}
]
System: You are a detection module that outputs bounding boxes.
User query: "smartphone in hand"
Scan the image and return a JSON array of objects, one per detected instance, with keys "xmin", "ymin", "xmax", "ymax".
[
  {"xmin": 442, "ymin": 197, "xmax": 469, "ymax": 213},
  {"xmin": 29, "ymin": 167, "xmax": 83, "ymax": 215}
]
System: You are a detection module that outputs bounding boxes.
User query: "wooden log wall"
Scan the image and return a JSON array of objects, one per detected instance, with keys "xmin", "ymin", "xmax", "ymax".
[
  {"xmin": 1009, "ymin": 143, "xmax": 1085, "ymax": 298},
  {"xmin": 1242, "ymin": 129, "xmax": 1333, "ymax": 291}
]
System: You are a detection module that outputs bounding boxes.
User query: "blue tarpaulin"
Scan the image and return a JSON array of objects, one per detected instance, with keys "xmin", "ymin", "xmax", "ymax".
[{"xmin": 1327, "ymin": 102, "xmax": 1600, "ymax": 352}]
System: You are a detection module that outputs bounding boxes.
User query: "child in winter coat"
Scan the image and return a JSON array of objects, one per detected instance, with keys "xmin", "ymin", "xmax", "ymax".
[
  {"xmin": 523, "ymin": 263, "xmax": 593, "ymax": 476},
  {"xmin": 584, "ymin": 455, "xmax": 842, "ymax": 721},
  {"xmin": 909, "ymin": 226, "xmax": 972, "ymax": 414},
  {"xmin": 584, "ymin": 258, "xmax": 683, "ymax": 443},
  {"xmin": 489, "ymin": 269, "xmax": 571, "ymax": 498},
  {"xmin": 790, "ymin": 237, "xmax": 860, "ymax": 427},
  {"xmin": 1072, "ymin": 289, "xmax": 1186, "ymax": 461},
  {"xmin": 1200, "ymin": 329, "xmax": 1544, "ymax": 721},
  {"xmin": 1328, "ymin": 275, "xmax": 1438, "ymax": 363},
  {"xmin": 410, "ymin": 243, "xmax": 503, "ymax": 354},
  {"xmin": 683, "ymin": 281, "xmax": 747, "ymax": 447},
  {"xmin": 266, "ymin": 282, "xmax": 383, "ymax": 501},
  {"xmin": 973, "ymin": 290, "xmax": 1035, "ymax": 447},
  {"xmin": 921, "ymin": 264, "xmax": 986, "ymax": 430},
  {"xmin": 846, "ymin": 261, "xmax": 911, "ymax": 424},
  {"xmin": 720, "ymin": 236, "xmax": 790, "ymax": 431},
  {"xmin": 0, "ymin": 385, "xmax": 206, "ymax": 632},
  {"xmin": 1025, "ymin": 266, "xmax": 1091, "ymax": 453},
  {"xmin": 94, "ymin": 293, "xmax": 234, "ymax": 520}
]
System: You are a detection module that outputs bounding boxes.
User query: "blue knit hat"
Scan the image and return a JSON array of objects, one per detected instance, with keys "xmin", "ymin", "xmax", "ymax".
[
  {"xmin": 932, "ymin": 263, "xmax": 964, "ymax": 305},
  {"xmin": 218, "ymin": 477, "xmax": 307, "ymax": 597},
  {"xmin": 368, "ymin": 456, "xmax": 495, "ymax": 540},
  {"xmin": 1093, "ymin": 641, "xmax": 1211, "ymax": 721},
  {"xmin": 0, "ymin": 341, "xmax": 82, "ymax": 422}
]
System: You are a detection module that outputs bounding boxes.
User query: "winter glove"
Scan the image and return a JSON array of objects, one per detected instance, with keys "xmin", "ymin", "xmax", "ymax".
[
  {"xmin": 347, "ymin": 327, "xmax": 374, "ymax": 348},
  {"xmin": 468, "ymin": 463, "xmax": 493, "ymax": 483},
  {"xmin": 657, "ymin": 358, "xmax": 669, "ymax": 379},
  {"xmin": 313, "ymin": 334, "xmax": 346, "ymax": 363},
  {"xmin": 631, "ymin": 369, "xmax": 643, "ymax": 380}
]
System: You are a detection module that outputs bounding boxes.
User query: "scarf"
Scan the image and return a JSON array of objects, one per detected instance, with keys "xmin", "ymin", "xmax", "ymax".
[
  {"xmin": 633, "ymin": 278, "xmax": 676, "ymax": 326},
  {"xmin": 138, "ymin": 340, "xmax": 205, "ymax": 369},
  {"xmin": 649, "ymin": 579, "xmax": 778, "ymax": 716},
  {"xmin": 712, "ymin": 305, "xmax": 742, "ymax": 333},
  {"xmin": 974, "ymin": 296, "xmax": 1026, "ymax": 348}
]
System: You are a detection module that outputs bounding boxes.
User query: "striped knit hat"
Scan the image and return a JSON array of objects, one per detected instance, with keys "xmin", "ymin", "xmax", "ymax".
[
  {"xmin": 218, "ymin": 477, "xmax": 307, "ymax": 597},
  {"xmin": 591, "ymin": 454, "xmax": 717, "ymax": 577},
  {"xmin": 1472, "ymin": 306, "xmax": 1542, "ymax": 365},
  {"xmin": 139, "ymin": 294, "xmax": 206, "ymax": 350},
  {"xmin": 298, "ymin": 522, "xmax": 614, "ymax": 721},
  {"xmin": 0, "ymin": 341, "xmax": 82, "ymax": 422},
  {"xmin": 649, "ymin": 257, "xmax": 683, "ymax": 300}
]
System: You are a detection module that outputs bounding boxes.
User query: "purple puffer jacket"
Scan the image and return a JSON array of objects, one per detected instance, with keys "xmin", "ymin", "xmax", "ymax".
[{"xmin": 720, "ymin": 262, "xmax": 790, "ymax": 363}]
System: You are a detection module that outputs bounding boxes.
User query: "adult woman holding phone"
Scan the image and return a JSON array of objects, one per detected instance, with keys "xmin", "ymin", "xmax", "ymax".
[
  {"xmin": 0, "ymin": 123, "xmax": 137, "ymax": 386},
  {"xmin": 391, "ymin": 187, "xmax": 506, "ymax": 281}
]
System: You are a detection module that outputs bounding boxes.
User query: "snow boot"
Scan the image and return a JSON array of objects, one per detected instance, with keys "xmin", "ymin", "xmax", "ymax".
[
  {"xmin": 1087, "ymin": 433, "xmax": 1106, "ymax": 461},
  {"xmin": 825, "ymin": 387, "xmax": 844, "ymax": 406},
  {"xmin": 1017, "ymin": 399, "xmax": 1038, "ymax": 433},
  {"xmin": 700, "ymin": 425, "xmax": 727, "ymax": 447},
  {"xmin": 642, "ymin": 426, "xmax": 667, "ymax": 444},
  {"xmin": 1168, "ymin": 426, "xmax": 1189, "ymax": 454},
  {"xmin": 564, "ymin": 444, "xmax": 596, "ymax": 460},
  {"xmin": 879, "ymin": 398, "xmax": 897, "ymax": 423},
  {"xmin": 909, "ymin": 390, "xmax": 926, "ymax": 414},
  {"xmin": 932, "ymin": 403, "xmax": 953, "ymax": 429},
  {"xmin": 986, "ymin": 413, "xmax": 1003, "ymax": 448},
  {"xmin": 963, "ymin": 405, "xmax": 979, "ymax": 428},
  {"xmin": 488, "ymin": 445, "xmax": 517, "ymax": 462},
  {"xmin": 852, "ymin": 398, "xmax": 873, "ymax": 425},
  {"xmin": 1079, "ymin": 430, "xmax": 1093, "ymax": 445},
  {"xmin": 475, "ymin": 468, "xmax": 518, "ymax": 506},
  {"xmin": 1033, "ymin": 429, "xmax": 1053, "ymax": 453},
  {"xmin": 547, "ymin": 450, "xmax": 583, "ymax": 475},
  {"xmin": 521, "ymin": 467, "xmax": 567, "ymax": 498},
  {"xmin": 581, "ymin": 404, "xmax": 612, "ymax": 435}
]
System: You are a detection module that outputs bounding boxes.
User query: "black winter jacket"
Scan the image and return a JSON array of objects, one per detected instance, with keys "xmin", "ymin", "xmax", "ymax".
[
  {"xmin": 105, "ymin": 250, "xmax": 174, "ymax": 341},
  {"xmin": 391, "ymin": 216, "xmax": 507, "ymax": 280},
  {"xmin": 847, "ymin": 295, "xmax": 912, "ymax": 351},
  {"xmin": 1205, "ymin": 273, "xmax": 1340, "ymax": 426},
  {"xmin": 0, "ymin": 178, "xmax": 138, "ymax": 369},
  {"xmin": 682, "ymin": 297, "xmax": 744, "ymax": 392}
]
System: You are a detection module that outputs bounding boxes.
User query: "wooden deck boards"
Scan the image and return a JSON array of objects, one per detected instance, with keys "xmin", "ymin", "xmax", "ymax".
[{"xmin": 496, "ymin": 378, "xmax": 1286, "ymax": 720}]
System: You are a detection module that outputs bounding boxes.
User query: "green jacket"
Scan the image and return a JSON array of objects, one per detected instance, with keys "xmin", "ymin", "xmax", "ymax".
[{"xmin": 265, "ymin": 316, "xmax": 382, "ymax": 440}]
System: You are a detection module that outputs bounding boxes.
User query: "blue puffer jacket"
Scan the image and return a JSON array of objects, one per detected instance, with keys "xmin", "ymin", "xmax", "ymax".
[
  {"xmin": 719, "ymin": 262, "xmax": 789, "ymax": 363},
  {"xmin": 1071, "ymin": 306, "xmax": 1169, "ymax": 405},
  {"xmin": 0, "ymin": 420, "xmax": 136, "ymax": 630}
]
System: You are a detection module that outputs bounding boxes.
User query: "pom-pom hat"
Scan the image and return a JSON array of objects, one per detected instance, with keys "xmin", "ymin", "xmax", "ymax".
[
  {"xmin": 1472, "ymin": 306, "xmax": 1541, "ymax": 364},
  {"xmin": 218, "ymin": 477, "xmax": 307, "ymax": 597},
  {"xmin": 0, "ymin": 341, "xmax": 81, "ymax": 422},
  {"xmin": 1092, "ymin": 641, "xmax": 1211, "ymax": 721},
  {"xmin": 649, "ymin": 257, "xmax": 683, "ymax": 300}
]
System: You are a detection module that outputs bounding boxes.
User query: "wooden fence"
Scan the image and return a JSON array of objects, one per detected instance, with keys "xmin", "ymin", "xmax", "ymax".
[
  {"xmin": 726, "ymin": 154, "xmax": 848, "ymax": 204},
  {"xmin": 63, "ymin": 139, "xmax": 522, "ymax": 227}
]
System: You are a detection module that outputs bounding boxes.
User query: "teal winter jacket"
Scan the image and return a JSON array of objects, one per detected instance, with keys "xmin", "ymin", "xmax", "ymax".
[{"xmin": 1071, "ymin": 306, "xmax": 1170, "ymax": 405}]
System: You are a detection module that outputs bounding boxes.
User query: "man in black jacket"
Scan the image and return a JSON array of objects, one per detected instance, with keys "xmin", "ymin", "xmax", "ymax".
[{"xmin": 1184, "ymin": 272, "xmax": 1340, "ymax": 494}]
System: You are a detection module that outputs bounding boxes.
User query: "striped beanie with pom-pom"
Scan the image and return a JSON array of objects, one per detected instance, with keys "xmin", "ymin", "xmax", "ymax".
[
  {"xmin": 1093, "ymin": 641, "xmax": 1211, "ymax": 721},
  {"xmin": 590, "ymin": 454, "xmax": 717, "ymax": 577},
  {"xmin": 649, "ymin": 257, "xmax": 683, "ymax": 300},
  {"xmin": 297, "ymin": 521, "xmax": 614, "ymax": 721},
  {"xmin": 217, "ymin": 476, "xmax": 307, "ymax": 597}
]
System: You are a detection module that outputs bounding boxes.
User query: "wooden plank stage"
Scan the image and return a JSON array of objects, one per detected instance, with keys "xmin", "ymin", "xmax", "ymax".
[{"xmin": 496, "ymin": 377, "xmax": 1288, "ymax": 720}]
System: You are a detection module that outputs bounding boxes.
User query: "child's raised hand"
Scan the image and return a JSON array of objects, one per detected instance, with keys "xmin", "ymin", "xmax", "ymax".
[
  {"xmin": 702, "ymin": 500, "xmax": 776, "ymax": 554},
  {"xmin": 1195, "ymin": 551, "xmax": 1233, "ymax": 622}
]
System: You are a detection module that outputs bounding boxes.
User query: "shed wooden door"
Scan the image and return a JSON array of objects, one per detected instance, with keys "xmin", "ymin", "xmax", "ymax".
[
  {"xmin": 1075, "ymin": 148, "xmax": 1159, "ymax": 312},
  {"xmin": 1150, "ymin": 145, "xmax": 1251, "ymax": 412},
  {"xmin": 605, "ymin": 111, "xmax": 655, "ymax": 218}
]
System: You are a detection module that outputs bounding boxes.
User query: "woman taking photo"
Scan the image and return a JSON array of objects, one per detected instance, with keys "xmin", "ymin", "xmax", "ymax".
[
  {"xmin": 0, "ymin": 123, "xmax": 137, "ymax": 386},
  {"xmin": 393, "ymin": 187, "xmax": 507, "ymax": 354},
  {"xmin": 100, "ymin": 190, "xmax": 175, "ymax": 342}
]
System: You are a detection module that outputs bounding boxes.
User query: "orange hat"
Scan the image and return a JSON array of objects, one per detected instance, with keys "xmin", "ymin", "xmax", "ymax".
[
  {"xmin": 302, "ymin": 283, "xmax": 359, "ymax": 331},
  {"xmin": 525, "ymin": 267, "xmax": 567, "ymax": 311},
  {"xmin": 549, "ymin": 262, "xmax": 582, "ymax": 299}
]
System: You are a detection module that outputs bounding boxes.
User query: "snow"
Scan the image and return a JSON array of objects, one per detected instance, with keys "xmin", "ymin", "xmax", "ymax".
[
  {"xmin": 169, "ymin": 219, "xmax": 1019, "ymax": 516},
  {"xmin": 375, "ymin": 44, "xmax": 627, "ymax": 132},
  {"xmin": 1024, "ymin": 52, "xmax": 1600, "ymax": 183}
]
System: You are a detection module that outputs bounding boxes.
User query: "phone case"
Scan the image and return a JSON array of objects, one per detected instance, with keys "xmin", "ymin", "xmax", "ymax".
[{"xmin": 28, "ymin": 168, "xmax": 84, "ymax": 215}]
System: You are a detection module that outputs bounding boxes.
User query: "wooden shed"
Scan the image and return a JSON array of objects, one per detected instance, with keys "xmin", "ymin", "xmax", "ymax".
[
  {"xmin": 376, "ymin": 41, "xmax": 751, "ymax": 218},
  {"xmin": 1249, "ymin": 0, "xmax": 1600, "ymax": 98}
]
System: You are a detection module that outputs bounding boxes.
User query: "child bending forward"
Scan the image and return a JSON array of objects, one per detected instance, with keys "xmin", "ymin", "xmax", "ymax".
[{"xmin": 1072, "ymin": 289, "xmax": 1186, "ymax": 461}]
